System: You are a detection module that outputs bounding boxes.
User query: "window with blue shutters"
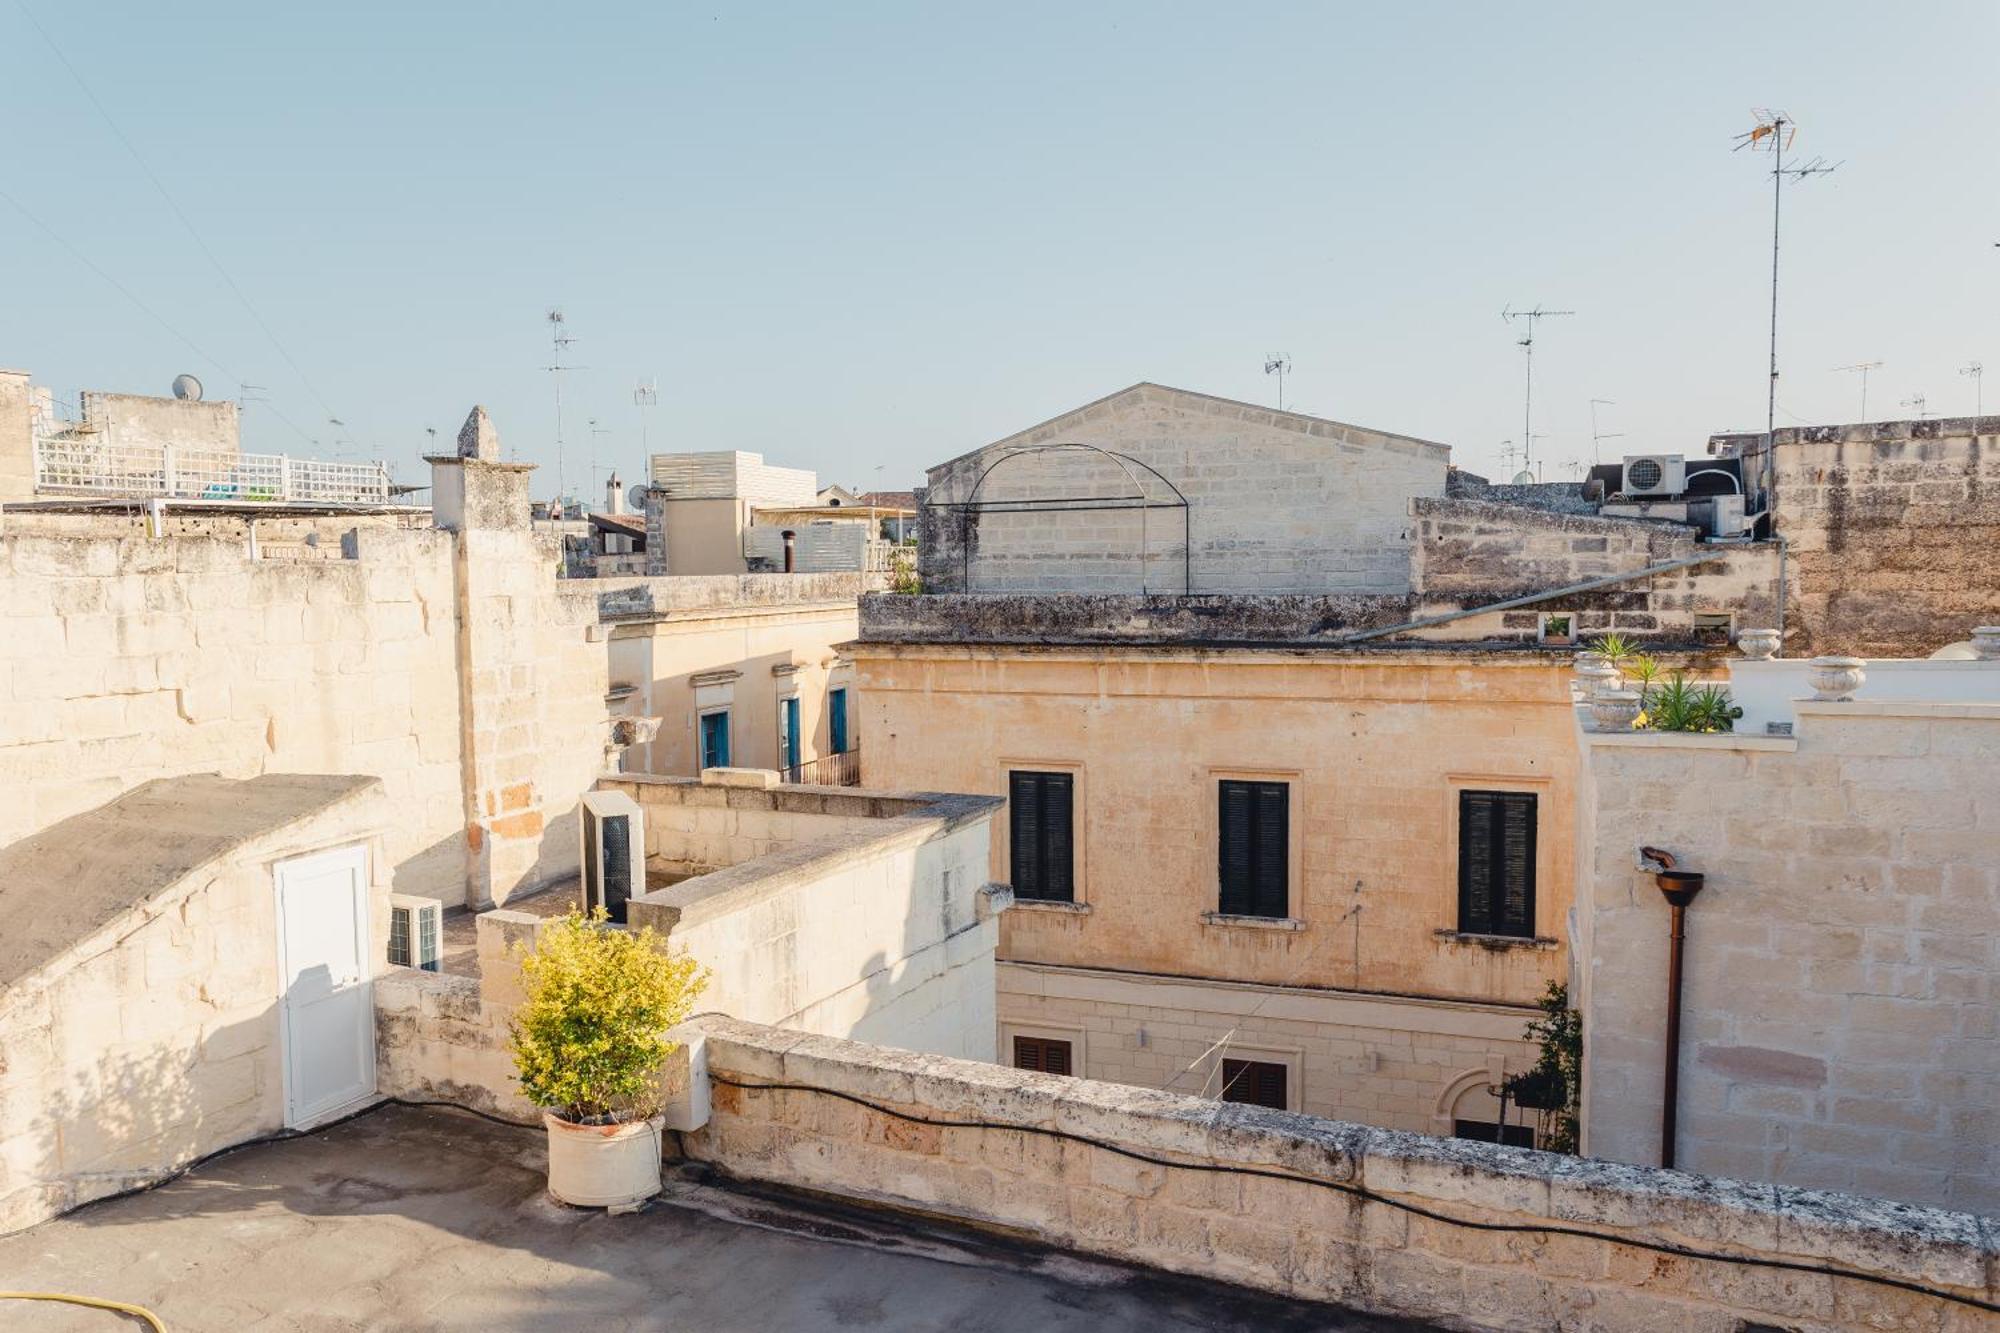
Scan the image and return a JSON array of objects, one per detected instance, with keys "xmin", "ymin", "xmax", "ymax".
[
  {"xmin": 1009, "ymin": 770, "xmax": 1074, "ymax": 902},
  {"xmin": 1457, "ymin": 789, "xmax": 1537, "ymax": 938},
  {"xmin": 1218, "ymin": 780, "xmax": 1289, "ymax": 919},
  {"xmin": 781, "ymin": 696, "xmax": 801, "ymax": 772},
  {"xmin": 700, "ymin": 710, "xmax": 731, "ymax": 770},
  {"xmin": 828, "ymin": 688, "xmax": 849, "ymax": 754}
]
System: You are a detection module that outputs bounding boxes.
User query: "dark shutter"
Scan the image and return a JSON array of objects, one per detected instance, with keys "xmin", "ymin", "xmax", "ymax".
[
  {"xmin": 1013, "ymin": 1036, "xmax": 1072, "ymax": 1076},
  {"xmin": 1219, "ymin": 780, "xmax": 1288, "ymax": 918},
  {"xmin": 1221, "ymin": 1058, "xmax": 1287, "ymax": 1110},
  {"xmin": 1009, "ymin": 771, "xmax": 1074, "ymax": 903},
  {"xmin": 1458, "ymin": 790, "xmax": 1537, "ymax": 937}
]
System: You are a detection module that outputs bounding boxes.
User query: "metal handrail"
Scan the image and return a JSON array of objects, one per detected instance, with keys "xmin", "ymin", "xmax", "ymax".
[{"xmin": 781, "ymin": 746, "xmax": 861, "ymax": 787}]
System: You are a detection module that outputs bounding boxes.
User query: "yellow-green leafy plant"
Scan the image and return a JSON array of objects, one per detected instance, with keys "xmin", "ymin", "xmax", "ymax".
[{"xmin": 508, "ymin": 910, "xmax": 708, "ymax": 1124}]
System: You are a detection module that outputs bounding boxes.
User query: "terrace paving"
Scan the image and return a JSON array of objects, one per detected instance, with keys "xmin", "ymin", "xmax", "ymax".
[{"xmin": 0, "ymin": 1104, "xmax": 1437, "ymax": 1332}]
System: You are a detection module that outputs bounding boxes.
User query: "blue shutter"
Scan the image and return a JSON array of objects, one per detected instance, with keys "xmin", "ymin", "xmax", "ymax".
[{"xmin": 828, "ymin": 688, "xmax": 849, "ymax": 754}]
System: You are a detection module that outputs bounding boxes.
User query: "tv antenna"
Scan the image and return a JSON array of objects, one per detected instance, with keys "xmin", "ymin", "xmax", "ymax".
[
  {"xmin": 1263, "ymin": 355, "xmax": 1292, "ymax": 412},
  {"xmin": 1832, "ymin": 362, "xmax": 1883, "ymax": 422},
  {"xmin": 545, "ymin": 308, "xmax": 587, "ymax": 492},
  {"xmin": 1901, "ymin": 392, "xmax": 1930, "ymax": 420},
  {"xmin": 1588, "ymin": 398, "xmax": 1622, "ymax": 465},
  {"xmin": 1502, "ymin": 305, "xmax": 1573, "ymax": 480},
  {"xmin": 634, "ymin": 378, "xmax": 658, "ymax": 454},
  {"xmin": 1961, "ymin": 362, "xmax": 1984, "ymax": 420},
  {"xmin": 1735, "ymin": 110, "xmax": 1841, "ymax": 440}
]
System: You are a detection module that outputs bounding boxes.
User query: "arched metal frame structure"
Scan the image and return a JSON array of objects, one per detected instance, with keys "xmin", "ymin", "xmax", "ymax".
[{"xmin": 931, "ymin": 442, "xmax": 1192, "ymax": 595}]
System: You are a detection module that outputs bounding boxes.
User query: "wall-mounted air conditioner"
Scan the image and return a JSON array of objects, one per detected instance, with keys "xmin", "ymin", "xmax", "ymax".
[
  {"xmin": 1621, "ymin": 454, "xmax": 1686, "ymax": 498},
  {"xmin": 580, "ymin": 789, "xmax": 644, "ymax": 924},
  {"xmin": 387, "ymin": 894, "xmax": 443, "ymax": 972}
]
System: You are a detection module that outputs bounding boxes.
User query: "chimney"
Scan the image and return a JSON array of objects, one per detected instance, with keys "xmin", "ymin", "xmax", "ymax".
[{"xmin": 606, "ymin": 471, "xmax": 624, "ymax": 516}]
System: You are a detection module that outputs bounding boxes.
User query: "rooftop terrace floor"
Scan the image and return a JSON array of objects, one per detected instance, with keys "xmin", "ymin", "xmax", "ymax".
[{"xmin": 0, "ymin": 1105, "xmax": 1433, "ymax": 1331}]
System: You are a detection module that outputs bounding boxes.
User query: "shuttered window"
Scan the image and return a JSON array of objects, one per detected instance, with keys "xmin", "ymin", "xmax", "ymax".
[
  {"xmin": 1009, "ymin": 771, "xmax": 1075, "ymax": 902},
  {"xmin": 1218, "ymin": 780, "xmax": 1288, "ymax": 919},
  {"xmin": 1220, "ymin": 1058, "xmax": 1287, "ymax": 1110},
  {"xmin": 1013, "ymin": 1035, "xmax": 1073, "ymax": 1076},
  {"xmin": 1458, "ymin": 789, "xmax": 1537, "ymax": 938}
]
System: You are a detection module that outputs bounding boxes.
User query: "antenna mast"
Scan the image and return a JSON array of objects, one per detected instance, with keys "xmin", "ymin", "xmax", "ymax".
[
  {"xmin": 634, "ymin": 378, "xmax": 658, "ymax": 454},
  {"xmin": 1962, "ymin": 362, "xmax": 1985, "ymax": 420},
  {"xmin": 1263, "ymin": 355, "xmax": 1292, "ymax": 412},
  {"xmin": 1502, "ymin": 305, "xmax": 1573, "ymax": 480},
  {"xmin": 546, "ymin": 308, "xmax": 581, "ymax": 497},
  {"xmin": 1588, "ymin": 398, "xmax": 1622, "ymax": 466},
  {"xmin": 1735, "ymin": 111, "xmax": 1840, "ymax": 440},
  {"xmin": 1832, "ymin": 362, "xmax": 1882, "ymax": 422}
]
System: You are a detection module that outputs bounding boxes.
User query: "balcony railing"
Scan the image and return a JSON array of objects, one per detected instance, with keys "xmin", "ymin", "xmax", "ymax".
[
  {"xmin": 782, "ymin": 746, "xmax": 861, "ymax": 787},
  {"xmin": 34, "ymin": 436, "xmax": 392, "ymax": 506}
]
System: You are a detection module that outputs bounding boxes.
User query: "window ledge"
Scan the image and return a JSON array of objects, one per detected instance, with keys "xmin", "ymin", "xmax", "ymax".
[
  {"xmin": 1012, "ymin": 897, "xmax": 1091, "ymax": 915},
  {"xmin": 1431, "ymin": 929, "xmax": 1560, "ymax": 952},
  {"xmin": 1201, "ymin": 911, "xmax": 1306, "ymax": 932}
]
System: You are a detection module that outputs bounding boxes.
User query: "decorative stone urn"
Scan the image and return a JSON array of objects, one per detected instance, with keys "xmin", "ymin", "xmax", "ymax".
[
  {"xmin": 1589, "ymin": 689, "xmax": 1643, "ymax": 733},
  {"xmin": 1972, "ymin": 627, "xmax": 2000, "ymax": 662},
  {"xmin": 1575, "ymin": 660, "xmax": 1621, "ymax": 700},
  {"xmin": 1736, "ymin": 627, "xmax": 1782, "ymax": 661},
  {"xmin": 1808, "ymin": 656, "xmax": 1867, "ymax": 701}
]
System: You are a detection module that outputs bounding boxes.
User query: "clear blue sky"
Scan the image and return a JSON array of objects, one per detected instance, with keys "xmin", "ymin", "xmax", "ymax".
[{"xmin": 4, "ymin": 1, "xmax": 1994, "ymax": 497}]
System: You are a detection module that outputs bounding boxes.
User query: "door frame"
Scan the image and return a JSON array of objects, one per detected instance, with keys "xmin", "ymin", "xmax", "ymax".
[{"xmin": 273, "ymin": 842, "xmax": 377, "ymax": 1128}]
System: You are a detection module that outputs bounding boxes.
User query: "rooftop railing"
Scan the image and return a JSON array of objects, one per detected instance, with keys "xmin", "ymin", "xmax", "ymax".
[
  {"xmin": 781, "ymin": 746, "xmax": 861, "ymax": 787},
  {"xmin": 34, "ymin": 435, "xmax": 392, "ymax": 506}
]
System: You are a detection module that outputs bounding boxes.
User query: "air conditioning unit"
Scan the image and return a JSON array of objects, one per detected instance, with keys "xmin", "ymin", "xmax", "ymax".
[
  {"xmin": 1621, "ymin": 454, "xmax": 1686, "ymax": 498},
  {"xmin": 387, "ymin": 894, "xmax": 443, "ymax": 972},
  {"xmin": 580, "ymin": 789, "xmax": 644, "ymax": 924}
]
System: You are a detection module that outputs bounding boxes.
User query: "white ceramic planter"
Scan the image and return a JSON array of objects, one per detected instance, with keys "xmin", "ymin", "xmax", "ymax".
[
  {"xmin": 1736, "ymin": 628, "xmax": 1781, "ymax": 660},
  {"xmin": 1807, "ymin": 656, "xmax": 1867, "ymax": 702},
  {"xmin": 1574, "ymin": 661, "xmax": 1621, "ymax": 699},
  {"xmin": 1589, "ymin": 689, "xmax": 1642, "ymax": 732},
  {"xmin": 1972, "ymin": 627, "xmax": 2000, "ymax": 662},
  {"xmin": 544, "ymin": 1113, "xmax": 663, "ymax": 1208}
]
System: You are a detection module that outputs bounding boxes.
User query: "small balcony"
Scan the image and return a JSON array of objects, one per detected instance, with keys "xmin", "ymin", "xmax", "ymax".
[{"xmin": 781, "ymin": 746, "xmax": 861, "ymax": 787}]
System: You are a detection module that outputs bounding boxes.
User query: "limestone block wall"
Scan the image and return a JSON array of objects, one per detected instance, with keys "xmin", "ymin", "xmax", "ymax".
[
  {"xmin": 680, "ymin": 1015, "xmax": 1998, "ymax": 1332},
  {"xmin": 998, "ymin": 963, "xmax": 1539, "ymax": 1138},
  {"xmin": 1574, "ymin": 699, "xmax": 2000, "ymax": 1214},
  {"xmin": 0, "ymin": 529, "xmax": 467, "ymax": 897},
  {"xmin": 377, "ymin": 783, "xmax": 1010, "ymax": 1112},
  {"xmin": 1745, "ymin": 422, "xmax": 2000, "ymax": 656},
  {"xmin": 1407, "ymin": 498, "xmax": 1780, "ymax": 643},
  {"xmin": 0, "ymin": 798, "xmax": 388, "ymax": 1233},
  {"xmin": 919, "ymin": 384, "xmax": 1447, "ymax": 596}
]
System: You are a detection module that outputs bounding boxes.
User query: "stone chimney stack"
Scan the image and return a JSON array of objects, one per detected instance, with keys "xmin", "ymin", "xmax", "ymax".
[{"xmin": 605, "ymin": 470, "xmax": 624, "ymax": 516}]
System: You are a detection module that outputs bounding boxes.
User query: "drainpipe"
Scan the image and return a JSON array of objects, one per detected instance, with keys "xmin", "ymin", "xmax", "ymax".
[
  {"xmin": 1643, "ymin": 846, "xmax": 1706, "ymax": 1170},
  {"xmin": 781, "ymin": 529, "xmax": 797, "ymax": 573}
]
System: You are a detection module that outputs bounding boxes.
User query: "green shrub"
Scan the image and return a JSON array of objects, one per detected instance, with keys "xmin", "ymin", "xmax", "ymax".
[
  {"xmin": 507, "ymin": 910, "xmax": 708, "ymax": 1123},
  {"xmin": 1643, "ymin": 671, "xmax": 1742, "ymax": 733}
]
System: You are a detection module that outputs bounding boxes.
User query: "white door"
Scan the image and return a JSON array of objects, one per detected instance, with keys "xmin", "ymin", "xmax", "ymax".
[{"xmin": 276, "ymin": 844, "xmax": 376, "ymax": 1126}]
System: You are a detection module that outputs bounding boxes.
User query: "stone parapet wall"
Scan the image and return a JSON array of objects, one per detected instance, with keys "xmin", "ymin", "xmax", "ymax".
[
  {"xmin": 858, "ymin": 590, "xmax": 1410, "ymax": 646},
  {"xmin": 1575, "ymin": 700, "xmax": 2000, "ymax": 1214},
  {"xmin": 680, "ymin": 1014, "xmax": 1999, "ymax": 1332},
  {"xmin": 596, "ymin": 571, "xmax": 876, "ymax": 621}
]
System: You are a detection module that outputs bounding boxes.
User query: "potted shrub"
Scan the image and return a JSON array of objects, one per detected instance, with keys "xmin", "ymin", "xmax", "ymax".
[
  {"xmin": 508, "ymin": 910, "xmax": 707, "ymax": 1208},
  {"xmin": 1540, "ymin": 614, "xmax": 1574, "ymax": 647}
]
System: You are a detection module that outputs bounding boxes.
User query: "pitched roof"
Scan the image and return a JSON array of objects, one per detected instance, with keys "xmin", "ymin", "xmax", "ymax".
[
  {"xmin": 589, "ymin": 512, "xmax": 647, "ymax": 538},
  {"xmin": 932, "ymin": 381, "xmax": 1450, "ymax": 472},
  {"xmin": 855, "ymin": 490, "xmax": 918, "ymax": 511}
]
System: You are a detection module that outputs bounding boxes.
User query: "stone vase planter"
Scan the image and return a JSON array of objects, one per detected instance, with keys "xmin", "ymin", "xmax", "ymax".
[
  {"xmin": 1589, "ymin": 689, "xmax": 1643, "ymax": 732},
  {"xmin": 1575, "ymin": 660, "xmax": 1621, "ymax": 700},
  {"xmin": 1972, "ymin": 627, "xmax": 2000, "ymax": 661},
  {"xmin": 1736, "ymin": 628, "xmax": 1781, "ymax": 660},
  {"xmin": 1807, "ymin": 656, "xmax": 1867, "ymax": 702},
  {"xmin": 544, "ymin": 1113, "xmax": 664, "ymax": 1208}
]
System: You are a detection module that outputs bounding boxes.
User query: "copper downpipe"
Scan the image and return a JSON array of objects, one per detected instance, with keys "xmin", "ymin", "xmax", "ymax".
[{"xmin": 1643, "ymin": 846, "xmax": 1706, "ymax": 1170}]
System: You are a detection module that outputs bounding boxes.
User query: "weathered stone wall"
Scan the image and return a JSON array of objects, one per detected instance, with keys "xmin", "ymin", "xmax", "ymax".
[
  {"xmin": 859, "ymin": 590, "xmax": 1409, "ymax": 646},
  {"xmin": 0, "ymin": 789, "xmax": 387, "ymax": 1233},
  {"xmin": 998, "ymin": 962, "xmax": 1538, "ymax": 1136},
  {"xmin": 1575, "ymin": 691, "xmax": 2000, "ymax": 1214},
  {"xmin": 377, "ymin": 780, "xmax": 1011, "ymax": 1112},
  {"xmin": 79, "ymin": 390, "xmax": 241, "ymax": 456},
  {"xmin": 919, "ymin": 383, "xmax": 1447, "ymax": 596},
  {"xmin": 0, "ymin": 528, "xmax": 469, "ymax": 898},
  {"xmin": 678, "ymin": 1015, "xmax": 1998, "ymax": 1331},
  {"xmin": 1408, "ymin": 498, "xmax": 1780, "ymax": 643},
  {"xmin": 1729, "ymin": 421, "xmax": 2000, "ymax": 656},
  {"xmin": 0, "ymin": 369, "xmax": 34, "ymax": 503}
]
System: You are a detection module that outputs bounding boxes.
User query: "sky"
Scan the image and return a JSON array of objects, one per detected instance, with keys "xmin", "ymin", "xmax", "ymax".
[{"xmin": 4, "ymin": 1, "xmax": 1995, "ymax": 500}]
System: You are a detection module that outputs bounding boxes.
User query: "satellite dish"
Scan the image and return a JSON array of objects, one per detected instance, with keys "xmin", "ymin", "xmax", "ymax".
[
  {"xmin": 171, "ymin": 374, "xmax": 203, "ymax": 401},
  {"xmin": 626, "ymin": 484, "xmax": 651, "ymax": 511},
  {"xmin": 1511, "ymin": 470, "xmax": 1535, "ymax": 485}
]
